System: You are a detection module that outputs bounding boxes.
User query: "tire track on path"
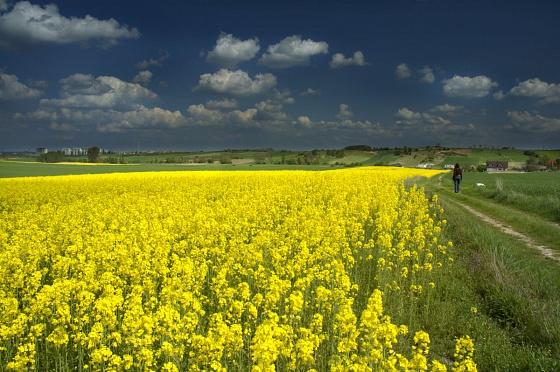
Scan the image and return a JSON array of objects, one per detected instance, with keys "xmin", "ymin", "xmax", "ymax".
[{"xmin": 444, "ymin": 197, "xmax": 560, "ymax": 263}]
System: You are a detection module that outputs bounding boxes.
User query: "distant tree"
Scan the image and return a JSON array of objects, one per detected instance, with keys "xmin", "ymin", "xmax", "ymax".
[
  {"xmin": 538, "ymin": 154, "xmax": 550, "ymax": 166},
  {"xmin": 526, "ymin": 156, "xmax": 538, "ymax": 166},
  {"xmin": 344, "ymin": 145, "xmax": 373, "ymax": 151},
  {"xmin": 38, "ymin": 151, "xmax": 65, "ymax": 163},
  {"xmin": 87, "ymin": 147, "xmax": 100, "ymax": 163}
]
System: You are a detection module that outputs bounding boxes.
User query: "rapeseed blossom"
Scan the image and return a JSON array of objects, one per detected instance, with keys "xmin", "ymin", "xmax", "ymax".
[{"xmin": 0, "ymin": 168, "xmax": 476, "ymax": 370}]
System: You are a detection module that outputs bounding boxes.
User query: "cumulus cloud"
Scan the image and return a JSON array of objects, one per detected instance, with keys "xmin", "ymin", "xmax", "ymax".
[
  {"xmin": 508, "ymin": 78, "xmax": 560, "ymax": 104},
  {"xmin": 132, "ymin": 70, "xmax": 153, "ymax": 86},
  {"xmin": 0, "ymin": 71, "xmax": 42, "ymax": 100},
  {"xmin": 196, "ymin": 69, "xmax": 276, "ymax": 96},
  {"xmin": 183, "ymin": 96, "xmax": 388, "ymax": 136},
  {"xmin": 329, "ymin": 51, "xmax": 367, "ymax": 69},
  {"xmin": 206, "ymin": 32, "xmax": 260, "ymax": 68},
  {"xmin": 443, "ymin": 75, "xmax": 498, "ymax": 98},
  {"xmin": 418, "ymin": 66, "xmax": 435, "ymax": 84},
  {"xmin": 97, "ymin": 106, "xmax": 185, "ymax": 132},
  {"xmin": 395, "ymin": 107, "xmax": 422, "ymax": 122},
  {"xmin": 493, "ymin": 90, "xmax": 505, "ymax": 100},
  {"xmin": 395, "ymin": 63, "xmax": 411, "ymax": 79},
  {"xmin": 41, "ymin": 73, "xmax": 156, "ymax": 108},
  {"xmin": 430, "ymin": 103, "xmax": 464, "ymax": 115},
  {"xmin": 186, "ymin": 91, "xmax": 294, "ymax": 128},
  {"xmin": 254, "ymin": 100, "xmax": 288, "ymax": 122},
  {"xmin": 337, "ymin": 104, "xmax": 353, "ymax": 119},
  {"xmin": 136, "ymin": 50, "xmax": 169, "ymax": 69},
  {"xmin": 0, "ymin": 1, "xmax": 139, "ymax": 49},
  {"xmin": 300, "ymin": 88, "xmax": 320, "ymax": 96},
  {"xmin": 187, "ymin": 103, "xmax": 260, "ymax": 127},
  {"xmin": 395, "ymin": 107, "xmax": 475, "ymax": 134},
  {"xmin": 259, "ymin": 35, "xmax": 328, "ymax": 68},
  {"xmin": 506, "ymin": 111, "xmax": 560, "ymax": 133},
  {"xmin": 205, "ymin": 98, "xmax": 238, "ymax": 110},
  {"xmin": 313, "ymin": 118, "xmax": 387, "ymax": 136},
  {"xmin": 272, "ymin": 89, "xmax": 295, "ymax": 104},
  {"xmin": 15, "ymin": 105, "xmax": 186, "ymax": 132},
  {"xmin": 296, "ymin": 115, "xmax": 312, "ymax": 127}
]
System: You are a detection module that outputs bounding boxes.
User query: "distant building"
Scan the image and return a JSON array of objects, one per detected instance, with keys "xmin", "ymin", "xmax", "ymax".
[
  {"xmin": 62, "ymin": 147, "xmax": 87, "ymax": 156},
  {"xmin": 416, "ymin": 163, "xmax": 435, "ymax": 169},
  {"xmin": 486, "ymin": 160, "xmax": 508, "ymax": 172},
  {"xmin": 36, "ymin": 147, "xmax": 48, "ymax": 154}
]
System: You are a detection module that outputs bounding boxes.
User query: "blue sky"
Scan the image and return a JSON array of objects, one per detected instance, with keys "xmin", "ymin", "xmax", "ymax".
[{"xmin": 1, "ymin": 0, "xmax": 559, "ymax": 150}]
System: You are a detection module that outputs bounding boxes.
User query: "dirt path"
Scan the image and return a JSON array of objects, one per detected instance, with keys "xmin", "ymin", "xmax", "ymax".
[{"xmin": 445, "ymin": 198, "xmax": 560, "ymax": 263}]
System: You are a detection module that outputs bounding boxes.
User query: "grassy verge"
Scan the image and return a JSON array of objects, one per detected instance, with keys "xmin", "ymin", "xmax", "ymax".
[
  {"xmin": 437, "ymin": 172, "xmax": 560, "ymax": 223},
  {"xmin": 432, "ymin": 185, "xmax": 560, "ymax": 252},
  {"xmin": 385, "ymin": 190, "xmax": 560, "ymax": 371}
]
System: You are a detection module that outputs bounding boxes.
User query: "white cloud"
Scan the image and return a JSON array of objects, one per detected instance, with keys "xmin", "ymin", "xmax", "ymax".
[
  {"xmin": 196, "ymin": 69, "xmax": 276, "ymax": 96},
  {"xmin": 337, "ymin": 104, "xmax": 353, "ymax": 119},
  {"xmin": 41, "ymin": 73, "xmax": 156, "ymax": 108},
  {"xmin": 186, "ymin": 94, "xmax": 291, "ymax": 128},
  {"xmin": 418, "ymin": 66, "xmax": 435, "ymax": 84},
  {"xmin": 493, "ymin": 90, "xmax": 505, "ymax": 100},
  {"xmin": 300, "ymin": 88, "xmax": 320, "ymax": 96},
  {"xmin": 430, "ymin": 104, "xmax": 463, "ymax": 115},
  {"xmin": 16, "ymin": 105, "xmax": 186, "ymax": 132},
  {"xmin": 206, "ymin": 32, "xmax": 260, "ymax": 68},
  {"xmin": 205, "ymin": 98, "xmax": 238, "ymax": 110},
  {"xmin": 254, "ymin": 100, "xmax": 288, "ymax": 122},
  {"xmin": 0, "ymin": 71, "xmax": 41, "ymax": 100},
  {"xmin": 272, "ymin": 89, "xmax": 294, "ymax": 104},
  {"xmin": 506, "ymin": 111, "xmax": 560, "ymax": 133},
  {"xmin": 296, "ymin": 115, "xmax": 312, "ymax": 127},
  {"xmin": 395, "ymin": 107, "xmax": 422, "ymax": 122},
  {"xmin": 187, "ymin": 103, "xmax": 223, "ymax": 122},
  {"xmin": 329, "ymin": 51, "xmax": 367, "ymax": 69},
  {"xmin": 0, "ymin": 1, "xmax": 139, "ymax": 49},
  {"xmin": 230, "ymin": 108, "xmax": 258, "ymax": 125},
  {"xmin": 97, "ymin": 106, "xmax": 186, "ymax": 132},
  {"xmin": 259, "ymin": 35, "xmax": 328, "ymax": 68},
  {"xmin": 314, "ymin": 118, "xmax": 387, "ymax": 136},
  {"xmin": 508, "ymin": 78, "xmax": 560, "ymax": 104},
  {"xmin": 395, "ymin": 107, "xmax": 475, "ymax": 134},
  {"xmin": 186, "ymin": 102, "xmax": 259, "ymax": 127},
  {"xmin": 395, "ymin": 63, "xmax": 411, "ymax": 79},
  {"xmin": 0, "ymin": 0, "xmax": 8, "ymax": 11},
  {"xmin": 132, "ymin": 70, "xmax": 152, "ymax": 86},
  {"xmin": 443, "ymin": 75, "xmax": 498, "ymax": 98},
  {"xmin": 136, "ymin": 50, "xmax": 169, "ymax": 69}
]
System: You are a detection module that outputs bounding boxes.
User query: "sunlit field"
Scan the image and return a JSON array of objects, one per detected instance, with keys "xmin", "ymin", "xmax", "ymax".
[{"xmin": 0, "ymin": 168, "xmax": 477, "ymax": 371}]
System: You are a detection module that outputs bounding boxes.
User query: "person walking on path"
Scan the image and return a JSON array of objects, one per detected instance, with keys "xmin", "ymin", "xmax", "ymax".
[{"xmin": 453, "ymin": 163, "xmax": 463, "ymax": 193}]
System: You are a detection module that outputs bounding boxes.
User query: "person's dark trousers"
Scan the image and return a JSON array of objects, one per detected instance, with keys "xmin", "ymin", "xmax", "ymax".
[{"xmin": 453, "ymin": 177, "xmax": 461, "ymax": 193}]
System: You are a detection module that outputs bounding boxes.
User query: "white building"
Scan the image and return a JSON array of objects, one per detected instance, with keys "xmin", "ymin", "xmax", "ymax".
[{"xmin": 416, "ymin": 163, "xmax": 435, "ymax": 169}]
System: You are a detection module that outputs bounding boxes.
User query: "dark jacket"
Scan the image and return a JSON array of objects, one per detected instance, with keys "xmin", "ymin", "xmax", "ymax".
[{"xmin": 453, "ymin": 167, "xmax": 463, "ymax": 179}]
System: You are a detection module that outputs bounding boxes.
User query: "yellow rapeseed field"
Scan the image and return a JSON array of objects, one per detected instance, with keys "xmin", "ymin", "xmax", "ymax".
[{"xmin": 0, "ymin": 168, "xmax": 476, "ymax": 371}]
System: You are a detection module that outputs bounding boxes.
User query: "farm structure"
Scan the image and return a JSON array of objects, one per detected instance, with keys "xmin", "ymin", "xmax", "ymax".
[{"xmin": 486, "ymin": 160, "xmax": 508, "ymax": 172}]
